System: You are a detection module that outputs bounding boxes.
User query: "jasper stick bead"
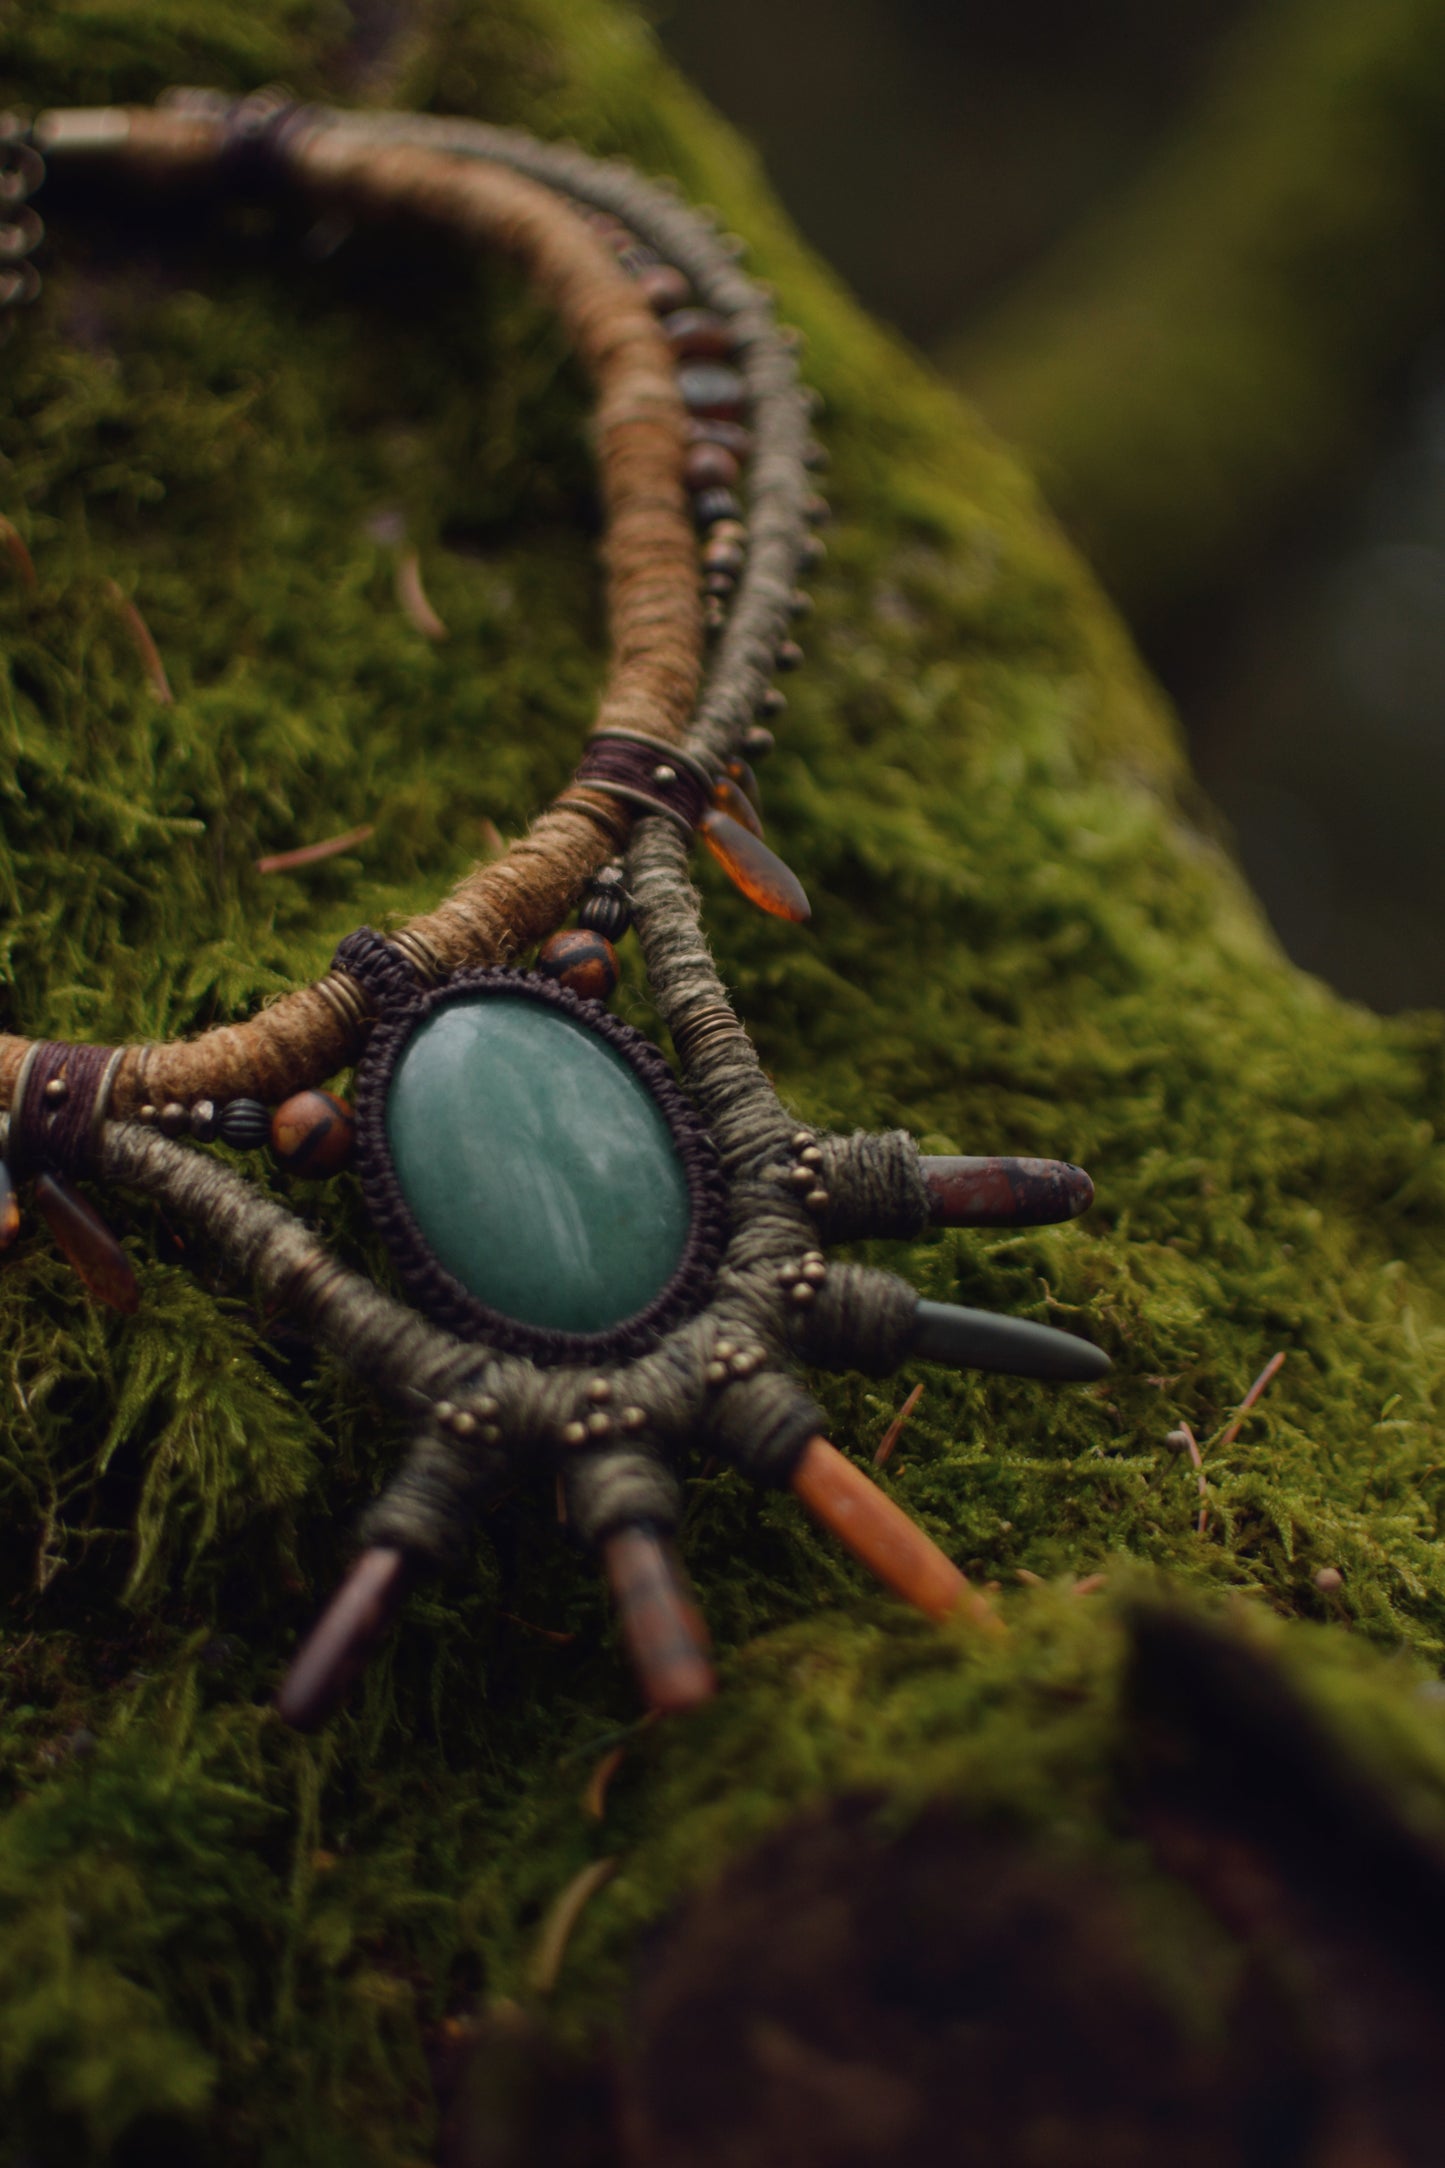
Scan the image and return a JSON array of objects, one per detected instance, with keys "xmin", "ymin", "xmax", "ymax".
[
  {"xmin": 536, "ymin": 927, "xmax": 620, "ymax": 1002},
  {"xmin": 271, "ymin": 1090, "xmax": 356, "ymax": 1176}
]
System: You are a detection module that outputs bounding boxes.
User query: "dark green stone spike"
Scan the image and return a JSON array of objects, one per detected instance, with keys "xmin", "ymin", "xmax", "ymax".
[{"xmin": 910, "ymin": 1298, "xmax": 1110, "ymax": 1382}]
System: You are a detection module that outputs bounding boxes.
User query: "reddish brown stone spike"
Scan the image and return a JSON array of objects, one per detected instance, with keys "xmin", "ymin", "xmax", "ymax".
[
  {"xmin": 724, "ymin": 755, "xmax": 762, "ymax": 813},
  {"xmin": 922, "ymin": 1155, "xmax": 1095, "ymax": 1228},
  {"xmin": 709, "ymin": 773, "xmax": 763, "ymax": 837},
  {"xmin": 602, "ymin": 1524, "xmax": 716, "ymax": 1714},
  {"xmin": 0, "ymin": 1161, "xmax": 20, "ymax": 1250},
  {"xmin": 275, "ymin": 1546, "xmax": 413, "ymax": 1732},
  {"xmin": 699, "ymin": 810, "xmax": 810, "ymax": 923},
  {"xmin": 790, "ymin": 1435, "xmax": 1003, "ymax": 1636},
  {"xmin": 34, "ymin": 1173, "xmax": 139, "ymax": 1312}
]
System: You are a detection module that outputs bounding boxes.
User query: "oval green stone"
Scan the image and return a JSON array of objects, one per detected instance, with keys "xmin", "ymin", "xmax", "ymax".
[{"xmin": 385, "ymin": 994, "xmax": 692, "ymax": 1335}]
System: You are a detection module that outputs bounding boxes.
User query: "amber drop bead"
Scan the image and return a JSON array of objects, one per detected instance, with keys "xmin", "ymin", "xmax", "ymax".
[
  {"xmin": 699, "ymin": 810, "xmax": 810, "ymax": 922},
  {"xmin": 34, "ymin": 1173, "xmax": 140, "ymax": 1312},
  {"xmin": 636, "ymin": 262, "xmax": 691, "ymax": 313},
  {"xmin": 710, "ymin": 773, "xmax": 763, "ymax": 837},
  {"xmin": 661, "ymin": 307, "xmax": 735, "ymax": 359},
  {"xmin": 536, "ymin": 927, "xmax": 620, "ymax": 1003},
  {"xmin": 685, "ymin": 441, "xmax": 741, "ymax": 492},
  {"xmin": 0, "ymin": 1161, "xmax": 19, "ymax": 1250},
  {"xmin": 270, "ymin": 1090, "xmax": 356, "ymax": 1177}
]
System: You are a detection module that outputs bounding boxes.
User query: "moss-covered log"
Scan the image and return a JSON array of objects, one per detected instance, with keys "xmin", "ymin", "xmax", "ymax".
[{"xmin": 5, "ymin": 3, "xmax": 1445, "ymax": 2161}]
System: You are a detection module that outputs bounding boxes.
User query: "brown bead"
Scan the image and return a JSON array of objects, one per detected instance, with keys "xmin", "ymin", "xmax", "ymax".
[
  {"xmin": 34, "ymin": 1172, "xmax": 139, "ymax": 1312},
  {"xmin": 270, "ymin": 1089, "xmax": 356, "ymax": 1177},
  {"xmin": 662, "ymin": 307, "xmax": 735, "ymax": 359},
  {"xmin": 684, "ymin": 441, "xmax": 741, "ymax": 492},
  {"xmin": 636, "ymin": 262, "xmax": 691, "ymax": 313},
  {"xmin": 688, "ymin": 418, "xmax": 753, "ymax": 459},
  {"xmin": 702, "ymin": 538, "xmax": 745, "ymax": 577},
  {"xmin": 536, "ymin": 927, "xmax": 620, "ymax": 1003}
]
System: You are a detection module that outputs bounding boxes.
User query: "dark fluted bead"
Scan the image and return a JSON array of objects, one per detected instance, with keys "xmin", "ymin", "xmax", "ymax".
[
  {"xmin": 662, "ymin": 307, "xmax": 735, "ymax": 358},
  {"xmin": 578, "ymin": 883, "xmax": 632, "ymax": 940},
  {"xmin": 271, "ymin": 1089, "xmax": 356, "ymax": 1177},
  {"xmin": 217, "ymin": 1098, "xmax": 272, "ymax": 1149},
  {"xmin": 693, "ymin": 487, "xmax": 742, "ymax": 528},
  {"xmin": 685, "ymin": 441, "xmax": 741, "ymax": 492},
  {"xmin": 636, "ymin": 262, "xmax": 691, "ymax": 313},
  {"xmin": 678, "ymin": 363, "xmax": 746, "ymax": 420},
  {"xmin": 536, "ymin": 927, "xmax": 620, "ymax": 1003}
]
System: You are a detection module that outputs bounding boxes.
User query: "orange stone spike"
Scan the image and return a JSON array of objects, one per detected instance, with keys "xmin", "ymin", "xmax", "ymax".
[
  {"xmin": 711, "ymin": 771, "xmax": 763, "ymax": 836},
  {"xmin": 790, "ymin": 1435, "xmax": 1003, "ymax": 1634},
  {"xmin": 602, "ymin": 1524, "xmax": 717, "ymax": 1713},
  {"xmin": 34, "ymin": 1173, "xmax": 139, "ymax": 1313},
  {"xmin": 275, "ymin": 1546, "xmax": 413, "ymax": 1732},
  {"xmin": 699, "ymin": 809, "xmax": 811, "ymax": 923}
]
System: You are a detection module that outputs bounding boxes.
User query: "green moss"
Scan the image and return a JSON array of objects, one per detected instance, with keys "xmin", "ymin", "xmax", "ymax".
[{"xmin": 3, "ymin": 0, "xmax": 1445, "ymax": 2158}]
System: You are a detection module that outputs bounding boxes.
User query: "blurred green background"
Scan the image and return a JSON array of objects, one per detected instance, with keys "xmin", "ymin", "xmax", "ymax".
[{"xmin": 662, "ymin": 0, "xmax": 1445, "ymax": 1012}]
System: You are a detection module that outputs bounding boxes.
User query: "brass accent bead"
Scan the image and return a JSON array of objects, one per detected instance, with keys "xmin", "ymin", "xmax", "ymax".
[
  {"xmin": 474, "ymin": 1395, "xmax": 500, "ymax": 1421},
  {"xmin": 43, "ymin": 1076, "xmax": 68, "ymax": 1106},
  {"xmin": 137, "ymin": 1104, "xmax": 158, "ymax": 1125},
  {"xmin": 791, "ymin": 1130, "xmax": 816, "ymax": 1149},
  {"xmin": 621, "ymin": 1405, "xmax": 647, "ymax": 1433},
  {"xmin": 803, "ymin": 1250, "xmax": 825, "ymax": 1265},
  {"xmin": 479, "ymin": 1423, "xmax": 502, "ymax": 1447},
  {"xmin": 190, "ymin": 1099, "xmax": 218, "ymax": 1142},
  {"xmin": 586, "ymin": 1377, "xmax": 613, "ymax": 1403},
  {"xmin": 159, "ymin": 1101, "xmax": 189, "ymax": 1137},
  {"xmin": 791, "ymin": 1282, "xmax": 816, "ymax": 1306},
  {"xmin": 452, "ymin": 1410, "xmax": 478, "ymax": 1438},
  {"xmin": 705, "ymin": 1360, "xmax": 729, "ymax": 1385},
  {"xmin": 777, "ymin": 1262, "xmax": 801, "ymax": 1284},
  {"xmin": 731, "ymin": 1350, "xmax": 761, "ymax": 1378},
  {"xmin": 713, "ymin": 1340, "xmax": 737, "ymax": 1361},
  {"xmin": 561, "ymin": 1419, "xmax": 588, "ymax": 1448},
  {"xmin": 799, "ymin": 1145, "xmax": 824, "ymax": 1167},
  {"xmin": 434, "ymin": 1401, "xmax": 456, "ymax": 1426},
  {"xmin": 805, "ymin": 1188, "xmax": 831, "ymax": 1212},
  {"xmin": 803, "ymin": 1259, "xmax": 828, "ymax": 1284},
  {"xmin": 652, "ymin": 763, "xmax": 677, "ymax": 786},
  {"xmin": 787, "ymin": 1165, "xmax": 814, "ymax": 1190},
  {"xmin": 586, "ymin": 1410, "xmax": 613, "ymax": 1439}
]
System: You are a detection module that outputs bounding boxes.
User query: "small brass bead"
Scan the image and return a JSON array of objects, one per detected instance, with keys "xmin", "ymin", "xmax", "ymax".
[
  {"xmin": 621, "ymin": 1405, "xmax": 647, "ymax": 1433},
  {"xmin": 803, "ymin": 1250, "xmax": 826, "ymax": 1265},
  {"xmin": 561, "ymin": 1419, "xmax": 588, "ymax": 1448},
  {"xmin": 434, "ymin": 1401, "xmax": 456, "ymax": 1426},
  {"xmin": 706, "ymin": 1360, "xmax": 729, "ymax": 1385},
  {"xmin": 475, "ymin": 1395, "xmax": 500, "ymax": 1421},
  {"xmin": 652, "ymin": 763, "xmax": 677, "ymax": 785},
  {"xmin": 713, "ymin": 1340, "xmax": 737, "ymax": 1361},
  {"xmin": 43, "ymin": 1076, "xmax": 68, "ymax": 1106},
  {"xmin": 803, "ymin": 1259, "xmax": 828, "ymax": 1285},
  {"xmin": 586, "ymin": 1410, "xmax": 613, "ymax": 1439},
  {"xmin": 137, "ymin": 1104, "xmax": 158, "ymax": 1126},
  {"xmin": 805, "ymin": 1188, "xmax": 831, "ymax": 1212},
  {"xmin": 452, "ymin": 1410, "xmax": 478, "ymax": 1438},
  {"xmin": 791, "ymin": 1282, "xmax": 816, "ymax": 1306},
  {"xmin": 787, "ymin": 1165, "xmax": 814, "ymax": 1190},
  {"xmin": 778, "ymin": 1262, "xmax": 801, "ymax": 1285},
  {"xmin": 479, "ymin": 1423, "xmax": 502, "ymax": 1447},
  {"xmin": 586, "ymin": 1377, "xmax": 613, "ymax": 1404},
  {"xmin": 190, "ymin": 1099, "xmax": 218, "ymax": 1141},
  {"xmin": 731, "ymin": 1349, "xmax": 761, "ymax": 1378},
  {"xmin": 159, "ymin": 1101, "xmax": 188, "ymax": 1137},
  {"xmin": 800, "ymin": 1145, "xmax": 823, "ymax": 1167},
  {"xmin": 791, "ymin": 1130, "xmax": 816, "ymax": 1149}
]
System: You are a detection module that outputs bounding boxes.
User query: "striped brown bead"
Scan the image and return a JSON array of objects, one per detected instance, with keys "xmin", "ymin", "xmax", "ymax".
[
  {"xmin": 536, "ymin": 927, "xmax": 620, "ymax": 1003},
  {"xmin": 270, "ymin": 1090, "xmax": 356, "ymax": 1177}
]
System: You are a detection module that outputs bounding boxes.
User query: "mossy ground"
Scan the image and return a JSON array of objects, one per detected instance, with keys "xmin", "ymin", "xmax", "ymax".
[{"xmin": 4, "ymin": 3, "xmax": 1445, "ymax": 2161}]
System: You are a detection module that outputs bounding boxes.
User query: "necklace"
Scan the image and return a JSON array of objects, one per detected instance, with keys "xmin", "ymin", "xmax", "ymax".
[{"xmin": 0, "ymin": 92, "xmax": 1108, "ymax": 1728}]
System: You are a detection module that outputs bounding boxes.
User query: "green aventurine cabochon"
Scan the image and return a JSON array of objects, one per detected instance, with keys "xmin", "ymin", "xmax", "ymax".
[{"xmin": 385, "ymin": 995, "xmax": 693, "ymax": 1334}]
